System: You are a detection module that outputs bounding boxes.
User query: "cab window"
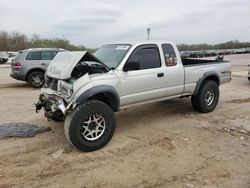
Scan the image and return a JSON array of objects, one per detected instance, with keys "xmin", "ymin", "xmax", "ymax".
[
  {"xmin": 162, "ymin": 44, "xmax": 177, "ymax": 66},
  {"xmin": 124, "ymin": 44, "xmax": 161, "ymax": 71}
]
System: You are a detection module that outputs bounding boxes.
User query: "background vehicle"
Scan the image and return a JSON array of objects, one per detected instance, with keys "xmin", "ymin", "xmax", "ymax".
[
  {"xmin": 0, "ymin": 52, "xmax": 9, "ymax": 64},
  {"xmin": 35, "ymin": 41, "xmax": 231, "ymax": 152},
  {"xmin": 6, "ymin": 52, "xmax": 18, "ymax": 64},
  {"xmin": 10, "ymin": 48, "xmax": 65, "ymax": 87}
]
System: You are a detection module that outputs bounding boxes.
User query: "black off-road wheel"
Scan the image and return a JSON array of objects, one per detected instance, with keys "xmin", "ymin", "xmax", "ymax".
[
  {"xmin": 27, "ymin": 71, "xmax": 45, "ymax": 88},
  {"xmin": 191, "ymin": 80, "xmax": 219, "ymax": 113},
  {"xmin": 248, "ymin": 77, "xmax": 250, "ymax": 82},
  {"xmin": 64, "ymin": 100, "xmax": 116, "ymax": 152}
]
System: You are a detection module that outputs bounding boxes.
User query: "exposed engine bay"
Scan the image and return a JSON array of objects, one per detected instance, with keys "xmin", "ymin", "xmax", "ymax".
[
  {"xmin": 71, "ymin": 61, "xmax": 108, "ymax": 79},
  {"xmin": 71, "ymin": 52, "xmax": 109, "ymax": 79}
]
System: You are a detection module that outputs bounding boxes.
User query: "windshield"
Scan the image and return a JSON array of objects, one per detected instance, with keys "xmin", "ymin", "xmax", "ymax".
[{"xmin": 94, "ymin": 44, "xmax": 131, "ymax": 69}]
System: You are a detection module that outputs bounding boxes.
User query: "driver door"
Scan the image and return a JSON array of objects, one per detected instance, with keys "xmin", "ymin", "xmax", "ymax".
[{"xmin": 119, "ymin": 44, "xmax": 166, "ymax": 107}]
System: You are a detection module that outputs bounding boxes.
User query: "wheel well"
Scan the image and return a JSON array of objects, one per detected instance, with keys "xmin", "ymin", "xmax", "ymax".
[
  {"xmin": 26, "ymin": 69, "xmax": 45, "ymax": 81},
  {"xmin": 203, "ymin": 75, "xmax": 220, "ymax": 86},
  {"xmin": 194, "ymin": 75, "xmax": 220, "ymax": 95},
  {"xmin": 89, "ymin": 92, "xmax": 119, "ymax": 112}
]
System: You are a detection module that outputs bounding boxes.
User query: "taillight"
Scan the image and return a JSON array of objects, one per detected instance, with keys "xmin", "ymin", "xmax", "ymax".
[{"xmin": 11, "ymin": 62, "xmax": 22, "ymax": 69}]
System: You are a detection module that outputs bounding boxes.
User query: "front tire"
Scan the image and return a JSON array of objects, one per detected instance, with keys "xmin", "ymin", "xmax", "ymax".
[
  {"xmin": 27, "ymin": 71, "xmax": 45, "ymax": 88},
  {"xmin": 191, "ymin": 80, "xmax": 219, "ymax": 113},
  {"xmin": 64, "ymin": 100, "xmax": 116, "ymax": 152},
  {"xmin": 248, "ymin": 77, "xmax": 250, "ymax": 82}
]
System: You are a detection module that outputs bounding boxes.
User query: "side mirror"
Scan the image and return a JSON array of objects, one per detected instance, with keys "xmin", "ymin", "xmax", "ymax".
[{"xmin": 124, "ymin": 61, "xmax": 140, "ymax": 72}]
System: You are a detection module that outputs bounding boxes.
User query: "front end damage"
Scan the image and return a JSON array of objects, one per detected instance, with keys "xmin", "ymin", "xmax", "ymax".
[
  {"xmin": 35, "ymin": 51, "xmax": 109, "ymax": 121},
  {"xmin": 35, "ymin": 93, "xmax": 67, "ymax": 120},
  {"xmin": 35, "ymin": 75, "xmax": 76, "ymax": 120}
]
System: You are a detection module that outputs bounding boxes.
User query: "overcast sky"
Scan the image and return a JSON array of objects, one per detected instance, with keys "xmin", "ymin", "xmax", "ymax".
[{"xmin": 0, "ymin": 0, "xmax": 249, "ymax": 48}]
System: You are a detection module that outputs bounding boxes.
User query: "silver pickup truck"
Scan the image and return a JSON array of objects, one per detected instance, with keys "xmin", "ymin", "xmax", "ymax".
[{"xmin": 35, "ymin": 41, "xmax": 231, "ymax": 152}]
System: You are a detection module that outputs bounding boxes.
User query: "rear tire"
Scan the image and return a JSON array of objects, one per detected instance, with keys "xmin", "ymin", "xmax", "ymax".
[
  {"xmin": 191, "ymin": 80, "xmax": 219, "ymax": 113},
  {"xmin": 64, "ymin": 100, "xmax": 116, "ymax": 152},
  {"xmin": 27, "ymin": 71, "xmax": 45, "ymax": 88},
  {"xmin": 248, "ymin": 77, "xmax": 250, "ymax": 82}
]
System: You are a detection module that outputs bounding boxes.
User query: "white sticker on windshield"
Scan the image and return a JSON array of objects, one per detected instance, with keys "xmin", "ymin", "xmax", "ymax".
[{"xmin": 116, "ymin": 45, "xmax": 130, "ymax": 50}]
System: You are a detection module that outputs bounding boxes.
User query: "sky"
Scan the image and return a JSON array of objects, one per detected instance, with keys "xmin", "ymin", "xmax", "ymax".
[{"xmin": 0, "ymin": 0, "xmax": 249, "ymax": 48}]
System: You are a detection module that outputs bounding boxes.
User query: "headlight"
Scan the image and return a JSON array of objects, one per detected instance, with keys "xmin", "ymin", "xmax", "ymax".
[{"xmin": 58, "ymin": 81, "xmax": 73, "ymax": 98}]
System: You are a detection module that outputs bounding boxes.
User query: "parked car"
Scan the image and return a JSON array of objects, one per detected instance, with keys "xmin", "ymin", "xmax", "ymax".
[
  {"xmin": 35, "ymin": 41, "xmax": 231, "ymax": 152},
  {"xmin": 0, "ymin": 52, "xmax": 9, "ymax": 64},
  {"xmin": 6, "ymin": 52, "xmax": 18, "ymax": 64},
  {"xmin": 180, "ymin": 51, "xmax": 191, "ymax": 58},
  {"xmin": 10, "ymin": 48, "xmax": 65, "ymax": 87},
  {"xmin": 236, "ymin": 48, "xmax": 247, "ymax": 54}
]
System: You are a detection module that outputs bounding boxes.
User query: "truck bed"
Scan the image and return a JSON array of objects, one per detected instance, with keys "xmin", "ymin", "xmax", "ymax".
[
  {"xmin": 182, "ymin": 58, "xmax": 231, "ymax": 95},
  {"xmin": 182, "ymin": 58, "xmax": 227, "ymax": 66}
]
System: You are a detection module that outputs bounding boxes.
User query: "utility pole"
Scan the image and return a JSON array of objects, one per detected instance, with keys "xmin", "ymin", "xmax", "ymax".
[{"xmin": 147, "ymin": 28, "xmax": 151, "ymax": 40}]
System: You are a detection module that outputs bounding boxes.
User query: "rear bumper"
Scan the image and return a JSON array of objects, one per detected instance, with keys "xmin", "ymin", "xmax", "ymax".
[
  {"xmin": 10, "ymin": 73, "xmax": 26, "ymax": 81},
  {"xmin": 220, "ymin": 76, "xmax": 231, "ymax": 84}
]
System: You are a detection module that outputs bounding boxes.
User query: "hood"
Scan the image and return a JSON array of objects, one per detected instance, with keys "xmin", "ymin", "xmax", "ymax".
[{"xmin": 46, "ymin": 51, "xmax": 107, "ymax": 79}]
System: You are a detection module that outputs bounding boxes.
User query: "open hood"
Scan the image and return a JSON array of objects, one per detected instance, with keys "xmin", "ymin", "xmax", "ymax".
[{"xmin": 46, "ymin": 51, "xmax": 107, "ymax": 79}]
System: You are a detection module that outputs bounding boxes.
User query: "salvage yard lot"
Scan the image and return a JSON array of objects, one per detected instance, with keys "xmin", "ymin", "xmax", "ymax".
[{"xmin": 0, "ymin": 54, "xmax": 250, "ymax": 187}]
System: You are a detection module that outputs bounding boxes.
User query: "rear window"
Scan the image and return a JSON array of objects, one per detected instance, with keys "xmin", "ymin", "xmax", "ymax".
[
  {"xmin": 14, "ymin": 52, "xmax": 24, "ymax": 61},
  {"xmin": 26, "ymin": 51, "xmax": 40, "ymax": 60}
]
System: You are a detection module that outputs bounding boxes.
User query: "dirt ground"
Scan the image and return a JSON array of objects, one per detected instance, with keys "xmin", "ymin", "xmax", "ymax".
[{"xmin": 0, "ymin": 54, "xmax": 250, "ymax": 188}]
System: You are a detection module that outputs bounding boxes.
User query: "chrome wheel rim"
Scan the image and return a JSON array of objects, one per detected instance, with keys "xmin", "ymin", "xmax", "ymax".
[
  {"xmin": 32, "ymin": 74, "xmax": 43, "ymax": 86},
  {"xmin": 205, "ymin": 89, "xmax": 215, "ymax": 106},
  {"xmin": 80, "ymin": 114, "xmax": 106, "ymax": 141}
]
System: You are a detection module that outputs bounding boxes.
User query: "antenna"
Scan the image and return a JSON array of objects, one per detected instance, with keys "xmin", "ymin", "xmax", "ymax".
[{"xmin": 147, "ymin": 28, "xmax": 151, "ymax": 40}]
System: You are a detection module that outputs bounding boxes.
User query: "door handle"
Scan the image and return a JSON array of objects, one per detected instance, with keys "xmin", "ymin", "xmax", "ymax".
[
  {"xmin": 41, "ymin": 63, "xmax": 46, "ymax": 66},
  {"xmin": 157, "ymin": 73, "xmax": 164, "ymax": 77}
]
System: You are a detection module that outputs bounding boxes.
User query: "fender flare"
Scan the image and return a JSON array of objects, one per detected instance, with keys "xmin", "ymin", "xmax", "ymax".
[
  {"xmin": 76, "ymin": 85, "xmax": 120, "ymax": 112},
  {"xmin": 194, "ymin": 71, "xmax": 220, "ymax": 95}
]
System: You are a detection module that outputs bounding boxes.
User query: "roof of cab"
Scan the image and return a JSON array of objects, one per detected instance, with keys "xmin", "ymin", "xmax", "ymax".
[{"xmin": 104, "ymin": 40, "xmax": 175, "ymax": 46}]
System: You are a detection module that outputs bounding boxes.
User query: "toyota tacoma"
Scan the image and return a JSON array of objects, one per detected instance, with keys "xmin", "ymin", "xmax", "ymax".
[{"xmin": 35, "ymin": 41, "xmax": 231, "ymax": 152}]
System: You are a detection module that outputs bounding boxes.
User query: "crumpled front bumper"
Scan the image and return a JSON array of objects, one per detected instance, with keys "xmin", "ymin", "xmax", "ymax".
[{"xmin": 35, "ymin": 94, "xmax": 67, "ymax": 119}]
